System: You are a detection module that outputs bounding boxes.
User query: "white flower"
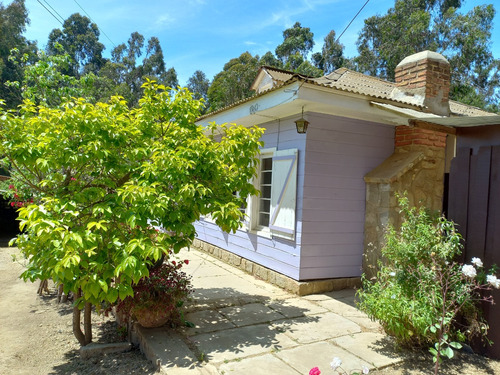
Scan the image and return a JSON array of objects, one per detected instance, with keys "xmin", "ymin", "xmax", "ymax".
[
  {"xmin": 389, "ymin": 272, "xmax": 396, "ymax": 277},
  {"xmin": 487, "ymin": 275, "xmax": 500, "ymax": 289},
  {"xmin": 462, "ymin": 264, "xmax": 477, "ymax": 278},
  {"xmin": 471, "ymin": 257, "xmax": 483, "ymax": 268},
  {"xmin": 330, "ymin": 357, "xmax": 342, "ymax": 370},
  {"xmin": 362, "ymin": 365, "xmax": 370, "ymax": 374}
]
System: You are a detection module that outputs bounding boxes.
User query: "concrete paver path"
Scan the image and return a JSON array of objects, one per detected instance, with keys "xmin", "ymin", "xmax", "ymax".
[{"xmin": 133, "ymin": 248, "xmax": 402, "ymax": 374}]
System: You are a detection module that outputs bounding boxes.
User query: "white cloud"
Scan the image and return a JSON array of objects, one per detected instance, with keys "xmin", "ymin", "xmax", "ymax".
[{"xmin": 154, "ymin": 14, "xmax": 176, "ymax": 30}]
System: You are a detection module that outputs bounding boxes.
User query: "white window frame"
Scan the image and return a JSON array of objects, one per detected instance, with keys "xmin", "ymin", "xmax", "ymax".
[{"xmin": 247, "ymin": 147, "xmax": 298, "ymax": 241}]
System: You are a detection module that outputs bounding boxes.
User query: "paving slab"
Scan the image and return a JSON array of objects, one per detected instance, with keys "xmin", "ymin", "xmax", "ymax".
[
  {"xmin": 162, "ymin": 364, "xmax": 219, "ymax": 375},
  {"xmin": 347, "ymin": 315, "xmax": 383, "ymax": 332},
  {"xmin": 191, "ymin": 324, "xmax": 298, "ymax": 364},
  {"xmin": 274, "ymin": 312, "xmax": 361, "ymax": 344},
  {"xmin": 188, "ymin": 275, "xmax": 269, "ymax": 308},
  {"xmin": 315, "ymin": 297, "xmax": 367, "ymax": 317},
  {"xmin": 180, "ymin": 309, "xmax": 236, "ymax": 336},
  {"xmin": 218, "ymin": 353, "xmax": 301, "ymax": 375},
  {"xmin": 134, "ymin": 326, "xmax": 197, "ymax": 369},
  {"xmin": 332, "ymin": 332, "xmax": 403, "ymax": 369},
  {"xmin": 267, "ymin": 297, "xmax": 328, "ymax": 318},
  {"xmin": 219, "ymin": 303, "xmax": 285, "ymax": 327},
  {"xmin": 133, "ymin": 248, "xmax": 405, "ymax": 374},
  {"xmin": 275, "ymin": 341, "xmax": 372, "ymax": 374}
]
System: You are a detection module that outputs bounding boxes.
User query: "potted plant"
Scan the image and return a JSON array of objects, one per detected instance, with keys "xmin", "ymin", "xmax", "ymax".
[{"xmin": 116, "ymin": 259, "xmax": 193, "ymax": 328}]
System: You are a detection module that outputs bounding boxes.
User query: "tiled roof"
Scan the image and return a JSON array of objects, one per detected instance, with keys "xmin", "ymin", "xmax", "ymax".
[
  {"xmin": 198, "ymin": 66, "xmax": 496, "ymax": 120},
  {"xmin": 312, "ymin": 68, "xmax": 396, "ymax": 100},
  {"xmin": 449, "ymin": 100, "xmax": 494, "ymax": 117}
]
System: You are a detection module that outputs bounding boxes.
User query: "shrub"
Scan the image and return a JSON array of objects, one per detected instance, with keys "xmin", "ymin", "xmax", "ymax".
[
  {"xmin": 358, "ymin": 195, "xmax": 499, "ymax": 372},
  {"xmin": 116, "ymin": 259, "xmax": 193, "ymax": 327}
]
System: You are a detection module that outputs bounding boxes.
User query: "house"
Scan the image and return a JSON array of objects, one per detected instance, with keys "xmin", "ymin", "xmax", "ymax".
[{"xmin": 193, "ymin": 50, "xmax": 500, "ymax": 295}]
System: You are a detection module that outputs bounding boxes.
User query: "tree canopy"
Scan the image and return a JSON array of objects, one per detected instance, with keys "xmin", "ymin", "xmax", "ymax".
[
  {"xmin": 0, "ymin": 80, "xmax": 263, "ymax": 344},
  {"xmin": 47, "ymin": 13, "xmax": 105, "ymax": 76},
  {"xmin": 354, "ymin": 0, "xmax": 499, "ymax": 111},
  {"xmin": 207, "ymin": 52, "xmax": 260, "ymax": 112},
  {"xmin": 0, "ymin": 0, "xmax": 36, "ymax": 108}
]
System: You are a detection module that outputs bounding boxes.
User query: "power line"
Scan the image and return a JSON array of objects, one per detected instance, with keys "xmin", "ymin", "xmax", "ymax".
[
  {"xmin": 336, "ymin": 0, "xmax": 371, "ymax": 43},
  {"xmin": 36, "ymin": 0, "xmax": 63, "ymax": 26},
  {"xmin": 40, "ymin": 0, "xmax": 65, "ymax": 25},
  {"xmin": 72, "ymin": 0, "xmax": 116, "ymax": 48}
]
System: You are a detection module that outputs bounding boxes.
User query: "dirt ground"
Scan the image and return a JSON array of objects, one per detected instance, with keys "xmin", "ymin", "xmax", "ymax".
[
  {"xmin": 0, "ymin": 243, "xmax": 158, "ymax": 375},
  {"xmin": 2, "ymin": 242, "xmax": 500, "ymax": 375}
]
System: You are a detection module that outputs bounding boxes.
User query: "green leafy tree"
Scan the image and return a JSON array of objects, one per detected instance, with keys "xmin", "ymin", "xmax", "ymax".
[
  {"xmin": 312, "ymin": 30, "xmax": 346, "ymax": 74},
  {"xmin": 353, "ymin": 0, "xmax": 499, "ymax": 110},
  {"xmin": 275, "ymin": 22, "xmax": 314, "ymax": 66},
  {"xmin": 47, "ymin": 13, "xmax": 105, "ymax": 76},
  {"xmin": 207, "ymin": 52, "xmax": 260, "ymax": 112},
  {"xmin": 187, "ymin": 70, "xmax": 210, "ymax": 111},
  {"xmin": 7, "ymin": 48, "xmax": 100, "ymax": 107},
  {"xmin": 0, "ymin": 81, "xmax": 263, "ymax": 345},
  {"xmin": 99, "ymin": 32, "xmax": 177, "ymax": 107},
  {"xmin": 436, "ymin": 5, "xmax": 499, "ymax": 110},
  {"xmin": 0, "ymin": 0, "xmax": 36, "ymax": 108},
  {"xmin": 259, "ymin": 51, "xmax": 282, "ymax": 69},
  {"xmin": 355, "ymin": 0, "xmax": 435, "ymax": 79}
]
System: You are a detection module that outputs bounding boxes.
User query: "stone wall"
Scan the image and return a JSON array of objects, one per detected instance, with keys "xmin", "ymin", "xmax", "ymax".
[
  {"xmin": 191, "ymin": 238, "xmax": 361, "ymax": 296},
  {"xmin": 363, "ymin": 125, "xmax": 447, "ymax": 279}
]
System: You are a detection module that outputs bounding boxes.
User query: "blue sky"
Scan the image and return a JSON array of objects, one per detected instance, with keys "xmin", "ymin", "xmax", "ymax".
[{"xmin": 22, "ymin": 0, "xmax": 500, "ymax": 86}]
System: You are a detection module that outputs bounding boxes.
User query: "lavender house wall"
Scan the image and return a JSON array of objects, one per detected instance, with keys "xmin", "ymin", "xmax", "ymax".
[
  {"xmin": 194, "ymin": 117, "xmax": 306, "ymax": 280},
  {"xmin": 299, "ymin": 113, "xmax": 394, "ymax": 280},
  {"xmin": 195, "ymin": 112, "xmax": 395, "ymax": 281}
]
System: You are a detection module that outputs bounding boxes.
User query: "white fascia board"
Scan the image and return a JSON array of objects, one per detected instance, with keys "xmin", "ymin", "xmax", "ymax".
[
  {"xmin": 296, "ymin": 83, "xmax": 421, "ymax": 126},
  {"xmin": 196, "ymin": 81, "xmax": 302, "ymax": 128},
  {"xmin": 197, "ymin": 81, "xmax": 428, "ymax": 129}
]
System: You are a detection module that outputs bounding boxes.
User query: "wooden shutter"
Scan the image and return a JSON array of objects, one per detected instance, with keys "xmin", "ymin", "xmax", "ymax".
[{"xmin": 269, "ymin": 149, "xmax": 297, "ymax": 239}]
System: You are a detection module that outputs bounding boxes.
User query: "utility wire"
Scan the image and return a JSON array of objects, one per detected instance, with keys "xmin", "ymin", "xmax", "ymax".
[
  {"xmin": 40, "ymin": 0, "xmax": 65, "ymax": 25},
  {"xmin": 336, "ymin": 0, "xmax": 371, "ymax": 43},
  {"xmin": 72, "ymin": 0, "xmax": 117, "ymax": 48},
  {"xmin": 36, "ymin": 0, "xmax": 63, "ymax": 26}
]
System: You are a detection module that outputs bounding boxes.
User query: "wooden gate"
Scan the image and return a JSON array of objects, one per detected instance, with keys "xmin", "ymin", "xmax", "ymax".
[{"xmin": 448, "ymin": 145, "xmax": 500, "ymax": 358}]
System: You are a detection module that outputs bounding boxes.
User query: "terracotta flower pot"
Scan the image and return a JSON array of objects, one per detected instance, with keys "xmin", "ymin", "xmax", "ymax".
[{"xmin": 133, "ymin": 306, "xmax": 172, "ymax": 328}]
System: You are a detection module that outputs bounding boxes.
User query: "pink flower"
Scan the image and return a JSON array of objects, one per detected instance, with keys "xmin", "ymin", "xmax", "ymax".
[
  {"xmin": 309, "ymin": 367, "xmax": 321, "ymax": 375},
  {"xmin": 8, "ymin": 184, "xmax": 14, "ymax": 190},
  {"xmin": 10, "ymin": 202, "xmax": 15, "ymax": 207}
]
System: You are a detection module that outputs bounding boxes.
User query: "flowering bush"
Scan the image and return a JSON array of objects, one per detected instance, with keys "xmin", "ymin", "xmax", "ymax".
[
  {"xmin": 0, "ymin": 181, "xmax": 33, "ymax": 208},
  {"xmin": 358, "ymin": 195, "xmax": 499, "ymax": 374},
  {"xmin": 116, "ymin": 258, "xmax": 193, "ymax": 327}
]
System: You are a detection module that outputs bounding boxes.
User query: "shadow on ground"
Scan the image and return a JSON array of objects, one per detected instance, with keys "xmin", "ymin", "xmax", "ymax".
[{"xmin": 168, "ymin": 286, "xmax": 321, "ymax": 366}]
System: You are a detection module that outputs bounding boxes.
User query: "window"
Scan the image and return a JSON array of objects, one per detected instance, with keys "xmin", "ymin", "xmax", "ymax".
[
  {"xmin": 248, "ymin": 148, "xmax": 298, "ymax": 240},
  {"xmin": 258, "ymin": 156, "xmax": 273, "ymax": 227}
]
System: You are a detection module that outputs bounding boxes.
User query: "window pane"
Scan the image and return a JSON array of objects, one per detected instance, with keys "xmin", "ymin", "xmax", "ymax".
[
  {"xmin": 259, "ymin": 213, "xmax": 269, "ymax": 227},
  {"xmin": 262, "ymin": 185, "xmax": 271, "ymax": 198},
  {"xmin": 262, "ymin": 171, "xmax": 272, "ymax": 184},
  {"xmin": 262, "ymin": 157, "xmax": 272, "ymax": 171},
  {"xmin": 259, "ymin": 198, "xmax": 270, "ymax": 213}
]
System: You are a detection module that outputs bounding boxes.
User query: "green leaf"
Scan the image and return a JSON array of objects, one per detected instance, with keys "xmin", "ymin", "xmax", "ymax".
[
  {"xmin": 449, "ymin": 341, "xmax": 462, "ymax": 350},
  {"xmin": 443, "ymin": 347, "xmax": 454, "ymax": 359}
]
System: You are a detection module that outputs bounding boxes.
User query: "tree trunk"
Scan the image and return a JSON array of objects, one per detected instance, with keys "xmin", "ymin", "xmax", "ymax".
[
  {"xmin": 72, "ymin": 290, "xmax": 86, "ymax": 346},
  {"xmin": 84, "ymin": 302, "xmax": 92, "ymax": 345}
]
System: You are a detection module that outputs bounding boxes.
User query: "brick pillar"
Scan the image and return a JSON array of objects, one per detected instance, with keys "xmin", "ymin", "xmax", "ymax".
[{"xmin": 395, "ymin": 126, "xmax": 447, "ymax": 149}]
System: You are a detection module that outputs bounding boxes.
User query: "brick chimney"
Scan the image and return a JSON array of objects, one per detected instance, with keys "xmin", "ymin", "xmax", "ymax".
[{"xmin": 393, "ymin": 50, "xmax": 450, "ymax": 116}]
